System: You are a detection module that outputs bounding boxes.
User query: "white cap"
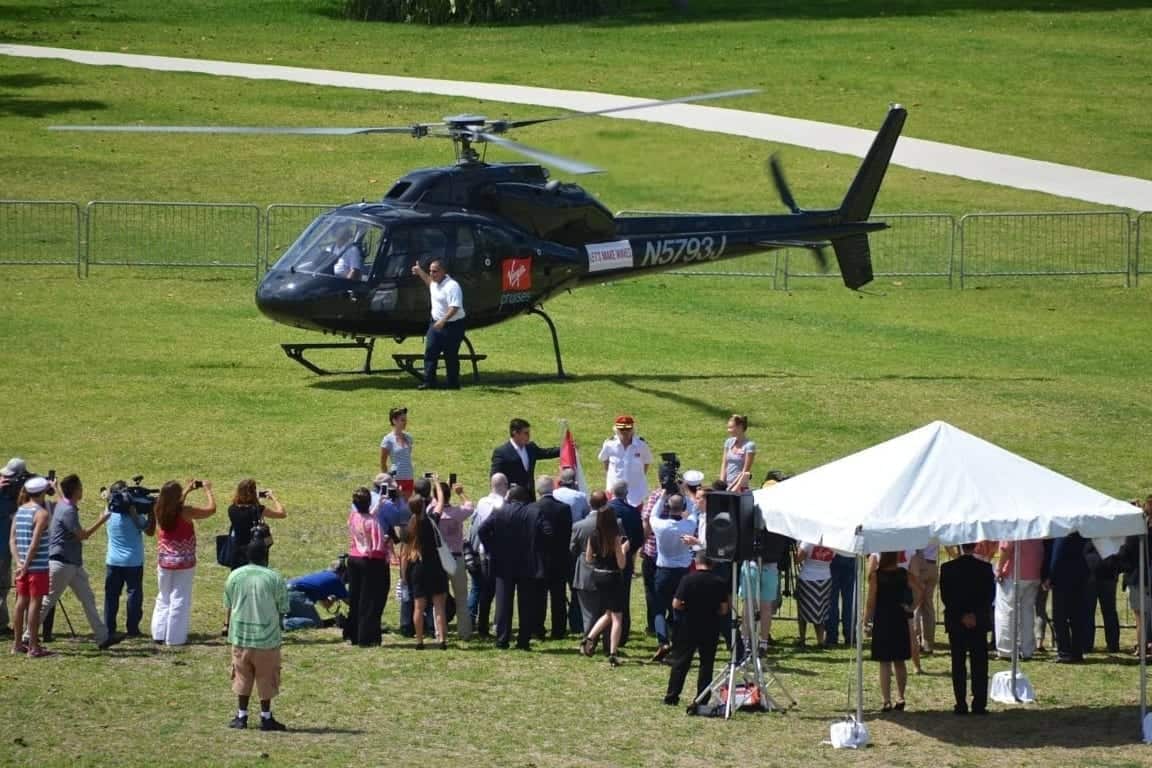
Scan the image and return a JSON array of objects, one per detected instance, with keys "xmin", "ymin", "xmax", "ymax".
[
  {"xmin": 1, "ymin": 457, "xmax": 27, "ymax": 477},
  {"xmin": 24, "ymin": 476, "xmax": 49, "ymax": 495},
  {"xmin": 683, "ymin": 469, "xmax": 704, "ymax": 486}
]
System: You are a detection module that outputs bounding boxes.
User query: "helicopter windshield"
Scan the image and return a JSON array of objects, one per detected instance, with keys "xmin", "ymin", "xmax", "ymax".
[{"xmin": 272, "ymin": 215, "xmax": 383, "ymax": 278}]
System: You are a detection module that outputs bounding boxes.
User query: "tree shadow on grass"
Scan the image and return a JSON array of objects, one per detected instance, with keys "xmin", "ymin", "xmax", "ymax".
[
  {"xmin": 0, "ymin": 71, "xmax": 107, "ymax": 119},
  {"xmin": 888, "ymin": 705, "xmax": 1146, "ymax": 748},
  {"xmin": 313, "ymin": 0, "xmax": 1152, "ymax": 28}
]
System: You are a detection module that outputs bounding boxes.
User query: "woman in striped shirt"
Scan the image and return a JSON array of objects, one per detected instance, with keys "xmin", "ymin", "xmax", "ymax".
[{"xmin": 10, "ymin": 476, "xmax": 53, "ymax": 657}]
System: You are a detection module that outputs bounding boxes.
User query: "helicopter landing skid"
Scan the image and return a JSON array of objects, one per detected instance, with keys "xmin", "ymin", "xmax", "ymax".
[
  {"xmin": 281, "ymin": 338, "xmax": 385, "ymax": 376},
  {"xmin": 529, "ymin": 306, "xmax": 567, "ymax": 379},
  {"xmin": 280, "ymin": 337, "xmax": 489, "ymax": 381}
]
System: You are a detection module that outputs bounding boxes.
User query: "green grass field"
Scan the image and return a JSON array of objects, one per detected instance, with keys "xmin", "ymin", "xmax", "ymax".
[{"xmin": 2, "ymin": 1, "xmax": 1152, "ymax": 766}]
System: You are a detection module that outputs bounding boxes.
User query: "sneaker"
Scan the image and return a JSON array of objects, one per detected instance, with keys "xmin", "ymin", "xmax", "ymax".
[
  {"xmin": 11, "ymin": 642, "xmax": 28, "ymax": 655},
  {"xmin": 228, "ymin": 715, "xmax": 248, "ymax": 730},
  {"xmin": 259, "ymin": 716, "xmax": 287, "ymax": 732},
  {"xmin": 27, "ymin": 647, "xmax": 54, "ymax": 658}
]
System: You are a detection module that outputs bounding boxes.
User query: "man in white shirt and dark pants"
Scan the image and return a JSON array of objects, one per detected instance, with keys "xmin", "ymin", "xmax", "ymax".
[{"xmin": 412, "ymin": 258, "xmax": 466, "ymax": 390}]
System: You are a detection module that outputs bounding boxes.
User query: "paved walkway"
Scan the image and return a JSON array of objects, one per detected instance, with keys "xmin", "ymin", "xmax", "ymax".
[{"xmin": 3, "ymin": 44, "xmax": 1150, "ymax": 211}]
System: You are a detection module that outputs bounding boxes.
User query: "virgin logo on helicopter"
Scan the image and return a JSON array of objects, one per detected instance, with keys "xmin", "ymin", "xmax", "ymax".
[
  {"xmin": 51, "ymin": 93, "xmax": 908, "ymax": 381},
  {"xmin": 502, "ymin": 257, "xmax": 532, "ymax": 291}
]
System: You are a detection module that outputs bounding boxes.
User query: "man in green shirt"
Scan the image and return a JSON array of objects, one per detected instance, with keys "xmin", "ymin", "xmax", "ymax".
[{"xmin": 224, "ymin": 540, "xmax": 289, "ymax": 731}]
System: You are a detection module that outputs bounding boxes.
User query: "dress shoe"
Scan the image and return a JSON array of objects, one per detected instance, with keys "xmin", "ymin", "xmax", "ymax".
[{"xmin": 952, "ymin": 704, "xmax": 969, "ymax": 716}]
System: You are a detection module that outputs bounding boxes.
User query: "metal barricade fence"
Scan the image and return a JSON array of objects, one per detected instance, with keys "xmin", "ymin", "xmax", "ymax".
[
  {"xmin": 0, "ymin": 201, "xmax": 83, "ymax": 276},
  {"xmin": 958, "ymin": 211, "xmax": 1132, "ymax": 289},
  {"xmin": 781, "ymin": 213, "xmax": 957, "ymax": 289},
  {"xmin": 264, "ymin": 203, "xmax": 338, "ymax": 271},
  {"xmin": 1137, "ymin": 212, "xmax": 1151, "ymax": 287},
  {"xmin": 85, "ymin": 201, "xmax": 261, "ymax": 276}
]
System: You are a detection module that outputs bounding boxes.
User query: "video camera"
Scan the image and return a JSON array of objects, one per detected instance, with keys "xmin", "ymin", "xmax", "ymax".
[
  {"xmin": 101, "ymin": 475, "xmax": 158, "ymax": 516},
  {"xmin": 658, "ymin": 452, "xmax": 681, "ymax": 494}
]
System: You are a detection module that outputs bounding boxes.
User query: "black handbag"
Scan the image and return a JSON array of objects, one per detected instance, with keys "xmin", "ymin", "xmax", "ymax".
[{"xmin": 215, "ymin": 532, "xmax": 234, "ymax": 567}]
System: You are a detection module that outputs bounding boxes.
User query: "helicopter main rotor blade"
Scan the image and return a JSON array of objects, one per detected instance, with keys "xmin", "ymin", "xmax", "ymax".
[
  {"xmin": 502, "ymin": 88, "xmax": 760, "ymax": 131},
  {"xmin": 476, "ymin": 132, "xmax": 603, "ymax": 175},
  {"xmin": 49, "ymin": 125, "xmax": 427, "ymax": 136},
  {"xmin": 768, "ymin": 154, "xmax": 801, "ymax": 214}
]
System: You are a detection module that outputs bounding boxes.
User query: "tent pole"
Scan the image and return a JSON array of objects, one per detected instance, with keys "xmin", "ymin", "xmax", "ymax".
[
  {"xmin": 856, "ymin": 553, "xmax": 865, "ymax": 725},
  {"xmin": 1011, "ymin": 542, "xmax": 1021, "ymax": 702},
  {"xmin": 1140, "ymin": 534, "xmax": 1147, "ymax": 735}
]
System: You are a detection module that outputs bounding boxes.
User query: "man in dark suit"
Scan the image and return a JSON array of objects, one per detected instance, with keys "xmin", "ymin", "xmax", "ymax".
[
  {"xmin": 940, "ymin": 542, "xmax": 996, "ymax": 715},
  {"xmin": 489, "ymin": 418, "xmax": 560, "ymax": 501},
  {"xmin": 571, "ymin": 491, "xmax": 607, "ymax": 640},
  {"xmin": 1044, "ymin": 532, "xmax": 1092, "ymax": 663},
  {"xmin": 477, "ymin": 484, "xmax": 550, "ymax": 650},
  {"xmin": 528, "ymin": 476, "xmax": 573, "ymax": 640}
]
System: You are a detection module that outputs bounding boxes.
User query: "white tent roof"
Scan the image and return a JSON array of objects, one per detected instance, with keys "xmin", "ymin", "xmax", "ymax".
[{"xmin": 753, "ymin": 421, "xmax": 1145, "ymax": 554}]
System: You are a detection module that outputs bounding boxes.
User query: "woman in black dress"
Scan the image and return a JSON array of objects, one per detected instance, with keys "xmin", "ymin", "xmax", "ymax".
[
  {"xmin": 865, "ymin": 551, "xmax": 921, "ymax": 711},
  {"xmin": 222, "ymin": 478, "xmax": 285, "ymax": 634},
  {"xmin": 580, "ymin": 504, "xmax": 630, "ymax": 667},
  {"xmin": 401, "ymin": 497, "xmax": 448, "ymax": 649}
]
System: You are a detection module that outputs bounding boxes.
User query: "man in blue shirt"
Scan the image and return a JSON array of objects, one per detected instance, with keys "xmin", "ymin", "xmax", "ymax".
[
  {"xmin": 647, "ymin": 493, "xmax": 699, "ymax": 660},
  {"xmin": 284, "ymin": 559, "xmax": 349, "ymax": 631},
  {"xmin": 104, "ymin": 480, "xmax": 155, "ymax": 637}
]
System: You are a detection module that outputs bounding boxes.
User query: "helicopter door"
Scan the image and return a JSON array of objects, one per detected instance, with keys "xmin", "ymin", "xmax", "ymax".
[{"xmin": 476, "ymin": 224, "xmax": 535, "ymax": 315}]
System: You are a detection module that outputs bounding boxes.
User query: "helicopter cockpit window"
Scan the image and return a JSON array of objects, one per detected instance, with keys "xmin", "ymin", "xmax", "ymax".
[{"xmin": 271, "ymin": 216, "xmax": 384, "ymax": 280}]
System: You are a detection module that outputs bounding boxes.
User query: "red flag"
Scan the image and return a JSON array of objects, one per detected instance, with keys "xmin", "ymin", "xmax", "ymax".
[{"xmin": 560, "ymin": 427, "xmax": 589, "ymax": 494}]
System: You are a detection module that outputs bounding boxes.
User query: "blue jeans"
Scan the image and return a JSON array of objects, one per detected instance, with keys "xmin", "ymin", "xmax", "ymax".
[
  {"xmin": 653, "ymin": 566, "xmax": 689, "ymax": 645},
  {"xmin": 104, "ymin": 564, "xmax": 144, "ymax": 635},
  {"xmin": 826, "ymin": 555, "xmax": 856, "ymax": 645},
  {"xmin": 423, "ymin": 319, "xmax": 466, "ymax": 388},
  {"xmin": 468, "ymin": 565, "xmax": 495, "ymax": 635}
]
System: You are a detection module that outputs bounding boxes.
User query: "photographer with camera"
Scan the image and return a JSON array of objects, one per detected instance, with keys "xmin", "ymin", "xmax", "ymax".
[
  {"xmin": 430, "ymin": 476, "xmax": 474, "ymax": 640},
  {"xmin": 284, "ymin": 557, "xmax": 349, "ymax": 631},
  {"xmin": 222, "ymin": 480, "xmax": 286, "ymax": 636},
  {"xmin": 345, "ymin": 486, "xmax": 392, "ymax": 647},
  {"xmin": 0, "ymin": 457, "xmax": 33, "ymax": 637},
  {"xmin": 104, "ymin": 479, "xmax": 156, "ymax": 638},
  {"xmin": 151, "ymin": 479, "xmax": 217, "ymax": 647},
  {"xmin": 40, "ymin": 474, "xmax": 118, "ymax": 650}
]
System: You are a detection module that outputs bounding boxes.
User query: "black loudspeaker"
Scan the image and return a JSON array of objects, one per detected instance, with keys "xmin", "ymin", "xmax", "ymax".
[
  {"xmin": 705, "ymin": 491, "xmax": 760, "ymax": 562},
  {"xmin": 705, "ymin": 491, "xmax": 742, "ymax": 561}
]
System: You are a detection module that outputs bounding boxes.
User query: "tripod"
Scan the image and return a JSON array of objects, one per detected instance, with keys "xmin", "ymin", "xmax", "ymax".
[{"xmin": 693, "ymin": 558, "xmax": 796, "ymax": 719}]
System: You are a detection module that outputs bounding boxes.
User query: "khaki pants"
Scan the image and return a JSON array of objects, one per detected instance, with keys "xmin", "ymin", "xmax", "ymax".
[
  {"xmin": 231, "ymin": 646, "xmax": 282, "ymax": 700},
  {"xmin": 42, "ymin": 560, "xmax": 108, "ymax": 645},
  {"xmin": 910, "ymin": 555, "xmax": 939, "ymax": 652}
]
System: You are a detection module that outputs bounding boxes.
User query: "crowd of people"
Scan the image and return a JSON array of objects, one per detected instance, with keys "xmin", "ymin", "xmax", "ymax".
[{"xmin": 3, "ymin": 412, "xmax": 1151, "ymax": 726}]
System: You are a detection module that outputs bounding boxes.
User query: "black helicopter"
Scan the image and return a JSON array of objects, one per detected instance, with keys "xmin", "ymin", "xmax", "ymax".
[{"xmin": 54, "ymin": 92, "xmax": 907, "ymax": 380}]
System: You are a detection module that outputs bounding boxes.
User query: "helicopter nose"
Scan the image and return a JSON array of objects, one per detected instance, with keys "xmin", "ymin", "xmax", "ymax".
[{"xmin": 255, "ymin": 271, "xmax": 302, "ymax": 325}]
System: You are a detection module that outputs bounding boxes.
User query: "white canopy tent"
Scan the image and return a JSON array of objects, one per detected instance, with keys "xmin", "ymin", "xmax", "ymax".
[{"xmin": 751, "ymin": 421, "xmax": 1149, "ymax": 743}]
